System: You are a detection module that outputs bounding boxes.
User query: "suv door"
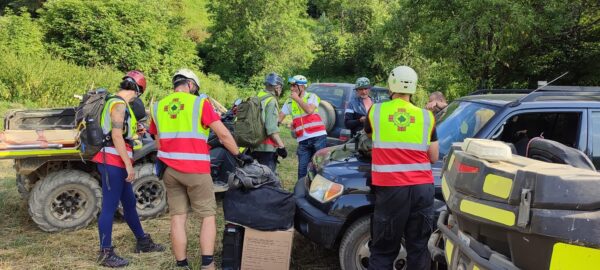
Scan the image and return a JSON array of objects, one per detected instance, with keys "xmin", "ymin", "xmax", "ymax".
[
  {"xmin": 490, "ymin": 109, "xmax": 587, "ymax": 156},
  {"xmin": 589, "ymin": 110, "xmax": 600, "ymax": 169}
]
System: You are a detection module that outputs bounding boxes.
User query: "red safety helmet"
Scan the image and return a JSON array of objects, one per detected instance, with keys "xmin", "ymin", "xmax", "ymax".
[{"xmin": 123, "ymin": 70, "xmax": 147, "ymax": 95}]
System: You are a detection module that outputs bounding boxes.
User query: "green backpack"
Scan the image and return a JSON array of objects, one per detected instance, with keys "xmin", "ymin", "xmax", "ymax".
[{"xmin": 234, "ymin": 95, "xmax": 273, "ymax": 147}]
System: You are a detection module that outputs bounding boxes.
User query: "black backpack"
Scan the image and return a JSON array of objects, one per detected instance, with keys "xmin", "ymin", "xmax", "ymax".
[{"xmin": 75, "ymin": 89, "xmax": 123, "ymax": 156}]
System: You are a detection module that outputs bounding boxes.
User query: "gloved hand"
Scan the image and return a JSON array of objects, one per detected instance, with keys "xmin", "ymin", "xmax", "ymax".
[
  {"xmin": 276, "ymin": 147, "xmax": 288, "ymax": 159},
  {"xmin": 236, "ymin": 153, "xmax": 254, "ymax": 166}
]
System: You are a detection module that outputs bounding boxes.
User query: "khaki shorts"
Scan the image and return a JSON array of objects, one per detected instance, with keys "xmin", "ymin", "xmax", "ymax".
[{"xmin": 163, "ymin": 167, "xmax": 216, "ymax": 217}]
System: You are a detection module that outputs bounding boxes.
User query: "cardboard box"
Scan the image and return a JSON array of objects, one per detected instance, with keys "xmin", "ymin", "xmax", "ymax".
[{"xmin": 241, "ymin": 226, "xmax": 294, "ymax": 270}]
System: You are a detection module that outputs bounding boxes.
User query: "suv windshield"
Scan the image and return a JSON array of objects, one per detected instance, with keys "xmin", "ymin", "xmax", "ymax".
[
  {"xmin": 307, "ymin": 85, "xmax": 348, "ymax": 108},
  {"xmin": 436, "ymin": 101, "xmax": 499, "ymax": 157}
]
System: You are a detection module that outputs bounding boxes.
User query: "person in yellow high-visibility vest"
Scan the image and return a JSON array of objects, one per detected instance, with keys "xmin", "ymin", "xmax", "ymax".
[
  {"xmin": 251, "ymin": 72, "xmax": 287, "ymax": 172},
  {"xmin": 365, "ymin": 66, "xmax": 439, "ymax": 270},
  {"xmin": 149, "ymin": 69, "xmax": 253, "ymax": 270},
  {"xmin": 278, "ymin": 75, "xmax": 327, "ymax": 180},
  {"xmin": 93, "ymin": 71, "xmax": 164, "ymax": 268}
]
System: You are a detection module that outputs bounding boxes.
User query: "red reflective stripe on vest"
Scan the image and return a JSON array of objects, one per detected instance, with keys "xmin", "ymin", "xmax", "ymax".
[
  {"xmin": 91, "ymin": 146, "xmax": 133, "ymax": 168},
  {"xmin": 159, "ymin": 157, "xmax": 210, "ymax": 174},
  {"xmin": 154, "ymin": 94, "xmax": 211, "ymax": 174},
  {"xmin": 158, "ymin": 137, "xmax": 211, "ymax": 174},
  {"xmin": 372, "ymin": 148, "xmax": 430, "ymax": 166},
  {"xmin": 371, "ymin": 147, "xmax": 433, "ymax": 186},
  {"xmin": 292, "ymin": 114, "xmax": 326, "ymax": 137},
  {"xmin": 372, "ymin": 170, "xmax": 433, "ymax": 186},
  {"xmin": 370, "ymin": 101, "xmax": 434, "ymax": 186}
]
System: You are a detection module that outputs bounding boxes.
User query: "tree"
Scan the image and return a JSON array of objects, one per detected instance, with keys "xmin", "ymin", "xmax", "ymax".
[
  {"xmin": 202, "ymin": 0, "xmax": 314, "ymax": 84},
  {"xmin": 0, "ymin": 8, "xmax": 44, "ymax": 55},
  {"xmin": 39, "ymin": 0, "xmax": 200, "ymax": 90},
  {"xmin": 396, "ymin": 0, "xmax": 600, "ymax": 92}
]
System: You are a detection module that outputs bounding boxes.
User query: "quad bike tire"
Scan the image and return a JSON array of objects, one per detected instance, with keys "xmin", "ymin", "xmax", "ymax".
[
  {"xmin": 28, "ymin": 170, "xmax": 101, "ymax": 232},
  {"xmin": 339, "ymin": 216, "xmax": 407, "ymax": 270},
  {"xmin": 318, "ymin": 100, "xmax": 336, "ymax": 133},
  {"xmin": 16, "ymin": 174, "xmax": 30, "ymax": 199},
  {"xmin": 118, "ymin": 163, "xmax": 167, "ymax": 220}
]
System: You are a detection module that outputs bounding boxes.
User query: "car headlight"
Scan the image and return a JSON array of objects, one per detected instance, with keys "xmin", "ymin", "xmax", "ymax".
[
  {"xmin": 309, "ymin": 174, "xmax": 344, "ymax": 203},
  {"xmin": 312, "ymin": 148, "xmax": 333, "ymax": 171}
]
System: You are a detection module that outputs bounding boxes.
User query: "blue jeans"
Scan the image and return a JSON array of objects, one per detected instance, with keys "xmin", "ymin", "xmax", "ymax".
[{"xmin": 296, "ymin": 135, "xmax": 327, "ymax": 180}]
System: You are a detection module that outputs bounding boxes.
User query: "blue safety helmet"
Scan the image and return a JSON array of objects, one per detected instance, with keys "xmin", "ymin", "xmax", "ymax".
[{"xmin": 264, "ymin": 72, "xmax": 283, "ymax": 86}]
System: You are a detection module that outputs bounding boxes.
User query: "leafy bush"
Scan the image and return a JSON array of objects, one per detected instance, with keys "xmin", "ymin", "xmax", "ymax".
[
  {"xmin": 203, "ymin": 0, "xmax": 314, "ymax": 84},
  {"xmin": 39, "ymin": 0, "xmax": 201, "ymax": 91},
  {"xmin": 0, "ymin": 9, "xmax": 44, "ymax": 56},
  {"xmin": 0, "ymin": 51, "xmax": 122, "ymax": 106}
]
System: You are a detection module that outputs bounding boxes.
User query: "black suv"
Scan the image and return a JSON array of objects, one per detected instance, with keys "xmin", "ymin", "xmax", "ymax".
[
  {"xmin": 306, "ymin": 83, "xmax": 390, "ymax": 145},
  {"xmin": 294, "ymin": 86, "xmax": 600, "ymax": 270}
]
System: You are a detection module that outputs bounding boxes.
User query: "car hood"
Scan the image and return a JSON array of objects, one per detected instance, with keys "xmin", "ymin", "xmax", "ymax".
[{"xmin": 313, "ymin": 144, "xmax": 443, "ymax": 187}]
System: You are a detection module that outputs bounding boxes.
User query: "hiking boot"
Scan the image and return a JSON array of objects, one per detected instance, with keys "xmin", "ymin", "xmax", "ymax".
[
  {"xmin": 201, "ymin": 262, "xmax": 215, "ymax": 270},
  {"xmin": 213, "ymin": 181, "xmax": 229, "ymax": 192},
  {"xmin": 97, "ymin": 247, "xmax": 129, "ymax": 268},
  {"xmin": 135, "ymin": 233, "xmax": 165, "ymax": 253}
]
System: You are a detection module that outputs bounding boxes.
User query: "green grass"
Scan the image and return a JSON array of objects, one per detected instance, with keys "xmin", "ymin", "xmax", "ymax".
[{"xmin": 0, "ymin": 126, "xmax": 340, "ymax": 269}]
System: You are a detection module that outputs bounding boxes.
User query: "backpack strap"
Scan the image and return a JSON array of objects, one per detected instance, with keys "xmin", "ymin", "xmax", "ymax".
[
  {"xmin": 259, "ymin": 94, "xmax": 277, "ymax": 123},
  {"xmin": 104, "ymin": 95, "xmax": 133, "ymax": 147}
]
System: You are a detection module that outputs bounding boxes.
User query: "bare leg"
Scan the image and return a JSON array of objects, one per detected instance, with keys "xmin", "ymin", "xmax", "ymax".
[
  {"xmin": 171, "ymin": 214, "xmax": 188, "ymax": 260},
  {"xmin": 200, "ymin": 215, "xmax": 216, "ymax": 255}
]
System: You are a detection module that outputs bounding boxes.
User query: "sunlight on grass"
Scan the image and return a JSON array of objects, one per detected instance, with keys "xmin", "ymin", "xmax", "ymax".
[{"xmin": 0, "ymin": 127, "xmax": 340, "ymax": 269}]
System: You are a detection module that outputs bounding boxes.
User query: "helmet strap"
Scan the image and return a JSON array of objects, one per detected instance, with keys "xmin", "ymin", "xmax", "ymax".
[
  {"xmin": 124, "ymin": 77, "xmax": 142, "ymax": 95},
  {"xmin": 189, "ymin": 80, "xmax": 200, "ymax": 95}
]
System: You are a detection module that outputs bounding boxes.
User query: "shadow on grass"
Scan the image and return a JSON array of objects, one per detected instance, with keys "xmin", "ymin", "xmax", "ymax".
[{"xmin": 0, "ymin": 126, "xmax": 341, "ymax": 269}]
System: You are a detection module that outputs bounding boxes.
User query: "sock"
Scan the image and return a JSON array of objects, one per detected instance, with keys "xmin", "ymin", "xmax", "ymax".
[
  {"xmin": 136, "ymin": 233, "xmax": 149, "ymax": 240},
  {"xmin": 176, "ymin": 259, "xmax": 188, "ymax": 267},
  {"xmin": 201, "ymin": 255, "xmax": 214, "ymax": 266}
]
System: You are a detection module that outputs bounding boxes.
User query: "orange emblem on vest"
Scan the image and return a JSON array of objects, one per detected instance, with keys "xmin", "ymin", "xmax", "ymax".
[
  {"xmin": 164, "ymin": 98, "xmax": 185, "ymax": 119},
  {"xmin": 388, "ymin": 108, "xmax": 415, "ymax": 131}
]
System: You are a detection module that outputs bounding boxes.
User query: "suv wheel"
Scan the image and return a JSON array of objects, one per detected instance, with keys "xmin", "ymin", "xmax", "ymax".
[
  {"xmin": 339, "ymin": 216, "xmax": 407, "ymax": 270},
  {"xmin": 28, "ymin": 170, "xmax": 101, "ymax": 232},
  {"xmin": 118, "ymin": 163, "xmax": 167, "ymax": 220}
]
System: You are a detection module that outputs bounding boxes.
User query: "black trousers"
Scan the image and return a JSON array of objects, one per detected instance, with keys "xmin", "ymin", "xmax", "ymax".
[
  {"xmin": 251, "ymin": 151, "xmax": 277, "ymax": 172},
  {"xmin": 210, "ymin": 147, "xmax": 236, "ymax": 183},
  {"xmin": 368, "ymin": 184, "xmax": 434, "ymax": 270}
]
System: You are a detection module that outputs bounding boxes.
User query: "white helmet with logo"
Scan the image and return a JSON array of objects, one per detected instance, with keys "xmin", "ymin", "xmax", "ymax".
[
  {"xmin": 173, "ymin": 68, "xmax": 201, "ymax": 89},
  {"xmin": 288, "ymin": 75, "xmax": 308, "ymax": 85},
  {"xmin": 388, "ymin": 66, "xmax": 418, "ymax": 94}
]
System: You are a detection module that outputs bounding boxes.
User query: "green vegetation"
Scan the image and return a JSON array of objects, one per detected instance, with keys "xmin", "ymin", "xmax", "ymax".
[
  {"xmin": 0, "ymin": 127, "xmax": 340, "ymax": 269},
  {"xmin": 202, "ymin": 0, "xmax": 315, "ymax": 88},
  {"xmin": 0, "ymin": 1, "xmax": 598, "ymax": 268},
  {"xmin": 1, "ymin": 0, "xmax": 599, "ymax": 109}
]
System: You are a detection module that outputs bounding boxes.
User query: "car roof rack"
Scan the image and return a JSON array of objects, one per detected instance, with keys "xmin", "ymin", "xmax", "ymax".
[
  {"xmin": 469, "ymin": 86, "xmax": 600, "ymax": 103},
  {"xmin": 518, "ymin": 85, "xmax": 600, "ymax": 102},
  {"xmin": 469, "ymin": 89, "xmax": 533, "ymax": 95}
]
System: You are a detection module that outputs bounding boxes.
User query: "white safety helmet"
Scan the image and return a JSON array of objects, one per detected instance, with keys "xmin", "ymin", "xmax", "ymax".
[
  {"xmin": 388, "ymin": 66, "xmax": 418, "ymax": 94},
  {"xmin": 173, "ymin": 68, "xmax": 201, "ymax": 89},
  {"xmin": 288, "ymin": 75, "xmax": 308, "ymax": 85}
]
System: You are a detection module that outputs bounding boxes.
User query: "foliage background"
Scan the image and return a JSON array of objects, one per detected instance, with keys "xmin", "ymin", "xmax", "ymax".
[
  {"xmin": 0, "ymin": 0, "xmax": 598, "ymax": 106},
  {"xmin": 0, "ymin": 1, "xmax": 598, "ymax": 269}
]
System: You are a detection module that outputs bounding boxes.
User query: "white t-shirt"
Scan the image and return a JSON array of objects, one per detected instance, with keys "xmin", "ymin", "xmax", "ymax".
[{"xmin": 281, "ymin": 93, "xmax": 327, "ymax": 142}]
